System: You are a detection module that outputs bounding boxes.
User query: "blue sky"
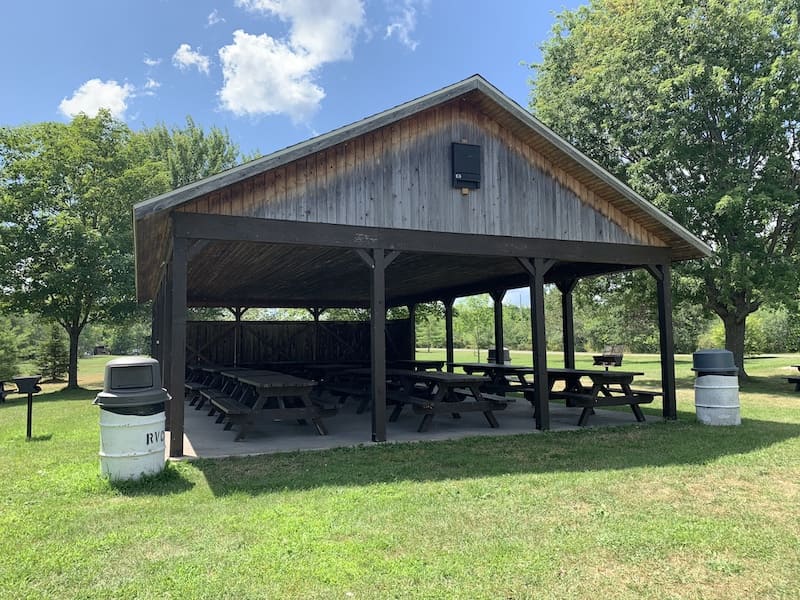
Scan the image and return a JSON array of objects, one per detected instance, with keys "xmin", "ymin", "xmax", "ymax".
[{"xmin": 2, "ymin": 0, "xmax": 582, "ymax": 157}]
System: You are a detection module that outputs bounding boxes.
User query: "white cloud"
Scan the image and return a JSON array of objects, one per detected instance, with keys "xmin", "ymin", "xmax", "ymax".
[
  {"xmin": 218, "ymin": 30, "xmax": 324, "ymax": 122},
  {"xmin": 143, "ymin": 56, "xmax": 162, "ymax": 67},
  {"xmin": 385, "ymin": 0, "xmax": 424, "ymax": 51},
  {"xmin": 207, "ymin": 9, "xmax": 225, "ymax": 26},
  {"xmin": 223, "ymin": 0, "xmax": 364, "ymax": 120},
  {"xmin": 172, "ymin": 43, "xmax": 211, "ymax": 74},
  {"xmin": 236, "ymin": 0, "xmax": 365, "ymax": 62},
  {"xmin": 142, "ymin": 78, "xmax": 161, "ymax": 96},
  {"xmin": 58, "ymin": 79, "xmax": 134, "ymax": 120}
]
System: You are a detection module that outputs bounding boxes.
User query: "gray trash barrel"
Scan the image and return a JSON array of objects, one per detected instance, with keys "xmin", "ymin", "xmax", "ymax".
[
  {"xmin": 692, "ymin": 349, "xmax": 740, "ymax": 426},
  {"xmin": 93, "ymin": 357, "xmax": 171, "ymax": 480}
]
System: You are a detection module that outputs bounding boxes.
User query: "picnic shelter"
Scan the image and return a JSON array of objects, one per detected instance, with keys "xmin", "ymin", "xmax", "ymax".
[{"xmin": 133, "ymin": 75, "xmax": 712, "ymax": 457}]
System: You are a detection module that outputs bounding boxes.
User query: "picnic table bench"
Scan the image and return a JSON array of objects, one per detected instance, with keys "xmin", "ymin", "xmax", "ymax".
[
  {"xmin": 388, "ymin": 370, "xmax": 507, "ymax": 432},
  {"xmin": 449, "ymin": 362, "xmax": 536, "ymax": 393},
  {"xmin": 388, "ymin": 359, "xmax": 445, "ymax": 372},
  {"xmin": 547, "ymin": 368, "xmax": 659, "ymax": 426},
  {"xmin": 221, "ymin": 371, "xmax": 330, "ymax": 441}
]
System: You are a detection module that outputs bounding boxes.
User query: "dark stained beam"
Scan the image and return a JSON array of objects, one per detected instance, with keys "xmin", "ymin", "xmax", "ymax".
[
  {"xmin": 187, "ymin": 297, "xmax": 371, "ymax": 309},
  {"xmin": 229, "ymin": 307, "xmax": 248, "ymax": 367},
  {"xmin": 369, "ymin": 249, "xmax": 387, "ymax": 442},
  {"xmin": 172, "ymin": 213, "xmax": 673, "ymax": 266},
  {"xmin": 649, "ymin": 264, "xmax": 677, "ymax": 420},
  {"xmin": 150, "ymin": 283, "xmax": 162, "ymax": 371},
  {"xmin": 162, "ymin": 264, "xmax": 173, "ymax": 421},
  {"xmin": 490, "ymin": 289, "xmax": 506, "ymax": 364},
  {"xmin": 309, "ymin": 307, "xmax": 325, "ymax": 361},
  {"xmin": 519, "ymin": 257, "xmax": 552, "ymax": 430},
  {"xmin": 556, "ymin": 279, "xmax": 578, "ymax": 369},
  {"xmin": 407, "ymin": 304, "xmax": 417, "ymax": 360},
  {"xmin": 444, "ymin": 297, "xmax": 455, "ymax": 373},
  {"xmin": 168, "ymin": 237, "xmax": 188, "ymax": 458}
]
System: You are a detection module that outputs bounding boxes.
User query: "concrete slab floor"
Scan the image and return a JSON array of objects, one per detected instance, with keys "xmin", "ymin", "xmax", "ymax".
[{"xmin": 166, "ymin": 397, "xmax": 650, "ymax": 460}]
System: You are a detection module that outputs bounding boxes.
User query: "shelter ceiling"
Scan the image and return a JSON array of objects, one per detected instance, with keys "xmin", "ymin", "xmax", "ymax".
[{"xmin": 185, "ymin": 239, "xmax": 634, "ymax": 308}]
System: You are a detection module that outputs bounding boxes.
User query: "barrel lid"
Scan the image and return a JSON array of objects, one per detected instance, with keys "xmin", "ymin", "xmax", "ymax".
[
  {"xmin": 94, "ymin": 387, "xmax": 171, "ymax": 407},
  {"xmin": 692, "ymin": 349, "xmax": 737, "ymax": 373}
]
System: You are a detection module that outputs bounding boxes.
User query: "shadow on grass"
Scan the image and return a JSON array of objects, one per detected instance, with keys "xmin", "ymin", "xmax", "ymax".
[
  {"xmin": 0, "ymin": 386, "xmax": 101, "ymax": 406},
  {"xmin": 108, "ymin": 463, "xmax": 195, "ymax": 496},
  {"xmin": 193, "ymin": 411, "xmax": 800, "ymax": 497}
]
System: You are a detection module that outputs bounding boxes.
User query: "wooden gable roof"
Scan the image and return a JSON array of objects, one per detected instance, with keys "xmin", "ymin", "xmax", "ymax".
[{"xmin": 134, "ymin": 75, "xmax": 710, "ymax": 303}]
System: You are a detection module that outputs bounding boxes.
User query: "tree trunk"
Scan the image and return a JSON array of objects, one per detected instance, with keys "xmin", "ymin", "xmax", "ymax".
[
  {"xmin": 722, "ymin": 313, "xmax": 747, "ymax": 380},
  {"xmin": 67, "ymin": 327, "xmax": 80, "ymax": 389}
]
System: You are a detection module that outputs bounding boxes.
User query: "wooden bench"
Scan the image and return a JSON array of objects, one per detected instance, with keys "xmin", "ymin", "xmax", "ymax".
[
  {"xmin": 208, "ymin": 387, "xmax": 258, "ymax": 441},
  {"xmin": 391, "ymin": 392, "xmax": 508, "ymax": 432},
  {"xmin": 787, "ymin": 377, "xmax": 800, "ymax": 391},
  {"xmin": 556, "ymin": 390, "xmax": 660, "ymax": 426},
  {"xmin": 322, "ymin": 384, "xmax": 372, "ymax": 413},
  {"xmin": 452, "ymin": 388, "xmax": 516, "ymax": 403},
  {"xmin": 197, "ymin": 374, "xmax": 240, "ymax": 413}
]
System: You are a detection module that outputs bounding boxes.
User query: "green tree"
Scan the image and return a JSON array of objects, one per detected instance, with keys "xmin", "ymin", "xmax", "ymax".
[
  {"xmin": 0, "ymin": 112, "xmax": 167, "ymax": 388},
  {"xmin": 36, "ymin": 325, "xmax": 69, "ymax": 382},
  {"xmin": 455, "ymin": 295, "xmax": 494, "ymax": 359},
  {"xmin": 531, "ymin": 0, "xmax": 800, "ymax": 377},
  {"xmin": 0, "ymin": 319, "xmax": 19, "ymax": 381},
  {"xmin": 145, "ymin": 117, "xmax": 241, "ymax": 188}
]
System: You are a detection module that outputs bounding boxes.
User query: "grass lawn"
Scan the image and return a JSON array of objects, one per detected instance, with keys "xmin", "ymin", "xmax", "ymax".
[{"xmin": 1, "ymin": 353, "xmax": 799, "ymax": 599}]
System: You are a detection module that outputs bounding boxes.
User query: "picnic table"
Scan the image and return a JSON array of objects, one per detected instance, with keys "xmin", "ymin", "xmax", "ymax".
[
  {"xmin": 387, "ymin": 370, "xmax": 507, "ymax": 432},
  {"xmin": 546, "ymin": 368, "xmax": 657, "ymax": 426},
  {"xmin": 388, "ymin": 359, "xmax": 445, "ymax": 372},
  {"xmin": 301, "ymin": 363, "xmax": 361, "ymax": 380},
  {"xmin": 212, "ymin": 370, "xmax": 329, "ymax": 441},
  {"xmin": 186, "ymin": 366, "xmax": 250, "ymax": 409},
  {"xmin": 449, "ymin": 362, "xmax": 535, "ymax": 391}
]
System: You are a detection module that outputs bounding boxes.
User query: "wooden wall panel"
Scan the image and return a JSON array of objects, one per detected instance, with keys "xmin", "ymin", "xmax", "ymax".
[
  {"xmin": 178, "ymin": 100, "xmax": 668, "ymax": 249},
  {"xmin": 185, "ymin": 319, "xmax": 413, "ymax": 366}
]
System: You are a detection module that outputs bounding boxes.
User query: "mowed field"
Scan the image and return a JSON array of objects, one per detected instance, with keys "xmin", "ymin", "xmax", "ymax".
[{"xmin": 1, "ymin": 352, "xmax": 798, "ymax": 599}]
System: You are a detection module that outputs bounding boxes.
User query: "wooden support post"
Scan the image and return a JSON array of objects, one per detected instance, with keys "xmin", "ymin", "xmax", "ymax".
[
  {"xmin": 150, "ymin": 296, "xmax": 158, "ymax": 362},
  {"xmin": 648, "ymin": 264, "xmax": 677, "ymax": 420},
  {"xmin": 407, "ymin": 303, "xmax": 417, "ymax": 360},
  {"xmin": 162, "ymin": 264, "xmax": 173, "ymax": 422},
  {"xmin": 370, "ymin": 249, "xmax": 387, "ymax": 442},
  {"xmin": 490, "ymin": 289, "xmax": 506, "ymax": 364},
  {"xmin": 356, "ymin": 248, "xmax": 388, "ymax": 442},
  {"xmin": 518, "ymin": 257, "xmax": 553, "ymax": 430},
  {"xmin": 309, "ymin": 307, "xmax": 325, "ymax": 362},
  {"xmin": 150, "ymin": 283, "xmax": 162, "ymax": 366},
  {"xmin": 168, "ymin": 237, "xmax": 187, "ymax": 457},
  {"xmin": 230, "ymin": 307, "xmax": 248, "ymax": 367},
  {"xmin": 556, "ymin": 279, "xmax": 578, "ymax": 369},
  {"xmin": 444, "ymin": 297, "xmax": 455, "ymax": 372}
]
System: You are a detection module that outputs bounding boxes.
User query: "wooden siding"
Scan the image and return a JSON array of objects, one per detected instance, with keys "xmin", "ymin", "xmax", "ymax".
[
  {"xmin": 177, "ymin": 100, "xmax": 667, "ymax": 248},
  {"xmin": 186, "ymin": 319, "xmax": 413, "ymax": 366}
]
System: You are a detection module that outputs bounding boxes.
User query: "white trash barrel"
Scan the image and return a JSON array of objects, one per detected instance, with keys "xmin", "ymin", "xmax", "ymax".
[
  {"xmin": 99, "ymin": 407, "xmax": 166, "ymax": 479},
  {"xmin": 692, "ymin": 349, "xmax": 740, "ymax": 426},
  {"xmin": 94, "ymin": 357, "xmax": 171, "ymax": 481},
  {"xmin": 694, "ymin": 374, "xmax": 741, "ymax": 426}
]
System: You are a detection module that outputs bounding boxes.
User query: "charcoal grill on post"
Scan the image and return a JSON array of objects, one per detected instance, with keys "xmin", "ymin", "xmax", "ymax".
[{"xmin": 13, "ymin": 375, "xmax": 42, "ymax": 439}]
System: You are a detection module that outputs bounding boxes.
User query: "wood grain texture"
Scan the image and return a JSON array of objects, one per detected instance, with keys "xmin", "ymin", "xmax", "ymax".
[
  {"xmin": 186, "ymin": 319, "xmax": 413, "ymax": 366},
  {"xmin": 178, "ymin": 100, "xmax": 663, "ymax": 249}
]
